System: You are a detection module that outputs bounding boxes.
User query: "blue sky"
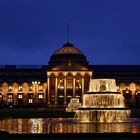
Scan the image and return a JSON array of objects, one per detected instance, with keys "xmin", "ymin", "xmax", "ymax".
[{"xmin": 0, "ymin": 0, "xmax": 140, "ymax": 65}]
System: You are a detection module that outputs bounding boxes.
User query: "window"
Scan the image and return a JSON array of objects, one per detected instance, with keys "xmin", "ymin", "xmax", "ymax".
[
  {"xmin": 67, "ymin": 95, "xmax": 72, "ymax": 98},
  {"xmin": 8, "ymin": 94, "xmax": 13, "ymax": 103},
  {"xmin": 58, "ymin": 79, "xmax": 64, "ymax": 89},
  {"xmin": 18, "ymin": 86, "xmax": 22, "ymax": 90},
  {"xmin": 8, "ymin": 94, "xmax": 13, "ymax": 98},
  {"xmin": 0, "ymin": 94, "xmax": 2, "ymax": 98},
  {"xmin": 38, "ymin": 94, "xmax": 43, "ymax": 99},
  {"xmin": 126, "ymin": 90, "xmax": 129, "ymax": 93},
  {"xmin": 29, "ymin": 99, "xmax": 33, "ymax": 103},
  {"xmin": 58, "ymin": 95, "xmax": 64, "ymax": 98},
  {"xmin": 9, "ymin": 86, "xmax": 12, "ymax": 90},
  {"xmin": 28, "ymin": 93, "xmax": 33, "ymax": 98},
  {"xmin": 8, "ymin": 98, "xmax": 12, "ymax": 103},
  {"xmin": 29, "ymin": 86, "xmax": 32, "ymax": 90},
  {"xmin": 39, "ymin": 86, "xmax": 43, "ymax": 91},
  {"xmin": 66, "ymin": 77, "xmax": 73, "ymax": 89},
  {"xmin": 76, "ymin": 95, "xmax": 80, "ymax": 98},
  {"xmin": 51, "ymin": 95, "xmax": 55, "ymax": 97},
  {"xmin": 18, "ymin": 94, "xmax": 23, "ymax": 99}
]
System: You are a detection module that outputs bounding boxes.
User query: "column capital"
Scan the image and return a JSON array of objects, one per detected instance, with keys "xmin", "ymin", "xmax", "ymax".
[
  {"xmin": 64, "ymin": 77, "xmax": 67, "ymax": 105},
  {"xmin": 72, "ymin": 72, "xmax": 77, "ymax": 77},
  {"xmin": 54, "ymin": 74, "xmax": 58, "ymax": 105},
  {"xmin": 63, "ymin": 72, "xmax": 68, "ymax": 77},
  {"xmin": 73, "ymin": 76, "xmax": 76, "ymax": 98},
  {"xmin": 47, "ymin": 72, "xmax": 51, "ymax": 77},
  {"xmin": 47, "ymin": 74, "xmax": 50, "ymax": 105},
  {"xmin": 81, "ymin": 75, "xmax": 85, "ymax": 103}
]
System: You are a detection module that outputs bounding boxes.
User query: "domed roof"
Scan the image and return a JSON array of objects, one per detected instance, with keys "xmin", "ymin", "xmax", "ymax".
[
  {"xmin": 53, "ymin": 42, "xmax": 84, "ymax": 55},
  {"xmin": 48, "ymin": 42, "xmax": 89, "ymax": 68}
]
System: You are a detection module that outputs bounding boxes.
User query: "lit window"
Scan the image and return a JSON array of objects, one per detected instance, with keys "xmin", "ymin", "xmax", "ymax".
[
  {"xmin": 9, "ymin": 86, "xmax": 12, "ymax": 90},
  {"xmin": 8, "ymin": 95, "xmax": 13, "ymax": 98},
  {"xmin": 0, "ymin": 94, "xmax": 2, "ymax": 98},
  {"xmin": 39, "ymin": 86, "xmax": 43, "ymax": 90},
  {"xmin": 59, "ymin": 95, "xmax": 64, "ymax": 98},
  {"xmin": 126, "ymin": 91, "xmax": 129, "ymax": 93},
  {"xmin": 18, "ymin": 86, "xmax": 22, "ymax": 90},
  {"xmin": 28, "ymin": 94, "xmax": 33, "ymax": 98},
  {"xmin": 38, "ymin": 94, "xmax": 43, "ymax": 99},
  {"xmin": 18, "ymin": 94, "xmax": 23, "ymax": 99},
  {"xmin": 67, "ymin": 95, "xmax": 72, "ymax": 98},
  {"xmin": 8, "ymin": 98, "xmax": 12, "ymax": 103},
  {"xmin": 29, "ymin": 99, "xmax": 33, "ymax": 103},
  {"xmin": 30, "ymin": 86, "xmax": 32, "ymax": 90},
  {"xmin": 76, "ymin": 95, "xmax": 80, "ymax": 98}
]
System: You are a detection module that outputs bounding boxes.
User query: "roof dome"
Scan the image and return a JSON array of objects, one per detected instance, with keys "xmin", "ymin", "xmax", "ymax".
[
  {"xmin": 53, "ymin": 42, "xmax": 84, "ymax": 55},
  {"xmin": 48, "ymin": 42, "xmax": 89, "ymax": 68}
]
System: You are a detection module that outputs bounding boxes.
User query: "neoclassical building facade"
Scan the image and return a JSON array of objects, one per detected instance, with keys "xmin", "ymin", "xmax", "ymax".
[
  {"xmin": 0, "ymin": 42, "xmax": 140, "ymax": 108},
  {"xmin": 47, "ymin": 42, "xmax": 92, "ymax": 106}
]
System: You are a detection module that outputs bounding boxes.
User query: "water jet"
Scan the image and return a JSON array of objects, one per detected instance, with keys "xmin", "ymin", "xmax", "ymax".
[{"xmin": 75, "ymin": 79, "xmax": 131, "ymax": 122}]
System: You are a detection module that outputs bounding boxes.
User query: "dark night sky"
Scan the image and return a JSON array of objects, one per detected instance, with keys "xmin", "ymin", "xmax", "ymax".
[{"xmin": 0, "ymin": 0, "xmax": 140, "ymax": 65}]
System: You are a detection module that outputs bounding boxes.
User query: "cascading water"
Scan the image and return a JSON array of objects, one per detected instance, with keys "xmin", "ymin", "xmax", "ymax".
[
  {"xmin": 83, "ymin": 93, "xmax": 125, "ymax": 108},
  {"xmin": 75, "ymin": 79, "xmax": 131, "ymax": 122}
]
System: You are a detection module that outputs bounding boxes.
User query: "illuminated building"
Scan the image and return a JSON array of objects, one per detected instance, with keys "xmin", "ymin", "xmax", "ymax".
[{"xmin": 0, "ymin": 42, "xmax": 140, "ymax": 107}]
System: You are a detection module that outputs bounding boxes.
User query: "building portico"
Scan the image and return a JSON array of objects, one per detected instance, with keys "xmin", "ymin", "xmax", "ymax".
[{"xmin": 47, "ymin": 71, "xmax": 92, "ymax": 106}]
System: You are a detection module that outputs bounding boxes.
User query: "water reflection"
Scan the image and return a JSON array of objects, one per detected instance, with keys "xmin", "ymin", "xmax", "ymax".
[
  {"xmin": 0, "ymin": 118, "xmax": 140, "ymax": 134},
  {"xmin": 30, "ymin": 118, "xmax": 43, "ymax": 133}
]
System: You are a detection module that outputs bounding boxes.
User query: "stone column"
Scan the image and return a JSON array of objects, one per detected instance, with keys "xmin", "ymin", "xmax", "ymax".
[
  {"xmin": 64, "ymin": 76, "xmax": 67, "ymax": 104},
  {"xmin": 89, "ymin": 74, "xmax": 93, "ymax": 91},
  {"xmin": 47, "ymin": 76, "xmax": 50, "ymax": 105},
  {"xmin": 73, "ymin": 76, "xmax": 76, "ymax": 98},
  {"xmin": 55, "ymin": 75, "xmax": 58, "ymax": 105},
  {"xmin": 81, "ymin": 76, "xmax": 85, "ymax": 103}
]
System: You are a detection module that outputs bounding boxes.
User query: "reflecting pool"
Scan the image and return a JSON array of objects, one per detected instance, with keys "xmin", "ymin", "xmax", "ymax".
[{"xmin": 0, "ymin": 118, "xmax": 140, "ymax": 134}]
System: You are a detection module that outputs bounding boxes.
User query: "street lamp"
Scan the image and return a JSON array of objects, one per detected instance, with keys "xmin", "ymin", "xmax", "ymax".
[{"xmin": 32, "ymin": 81, "xmax": 40, "ymax": 85}]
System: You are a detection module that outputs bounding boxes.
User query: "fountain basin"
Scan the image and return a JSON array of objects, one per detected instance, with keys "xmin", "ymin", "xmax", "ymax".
[
  {"xmin": 75, "ymin": 109, "xmax": 131, "ymax": 123},
  {"xmin": 74, "ymin": 79, "xmax": 131, "ymax": 123},
  {"xmin": 77, "ymin": 107, "xmax": 130, "ymax": 110}
]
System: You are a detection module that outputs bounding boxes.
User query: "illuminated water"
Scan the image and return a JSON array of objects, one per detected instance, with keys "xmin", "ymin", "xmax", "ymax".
[
  {"xmin": 75, "ymin": 79, "xmax": 131, "ymax": 122},
  {"xmin": 75, "ymin": 93, "xmax": 130, "ymax": 122},
  {"xmin": 83, "ymin": 93, "xmax": 125, "ymax": 107},
  {"xmin": 0, "ymin": 118, "xmax": 140, "ymax": 134}
]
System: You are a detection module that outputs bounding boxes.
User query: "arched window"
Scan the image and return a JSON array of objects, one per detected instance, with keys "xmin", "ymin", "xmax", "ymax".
[
  {"xmin": 75, "ymin": 73, "xmax": 82, "ymax": 89},
  {"xmin": 57, "ymin": 73, "xmax": 64, "ymax": 90},
  {"xmin": 66, "ymin": 73, "xmax": 73, "ymax": 89}
]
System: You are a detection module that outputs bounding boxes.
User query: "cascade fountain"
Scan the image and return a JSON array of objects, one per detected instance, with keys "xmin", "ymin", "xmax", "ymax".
[
  {"xmin": 75, "ymin": 79, "xmax": 131, "ymax": 123},
  {"xmin": 66, "ymin": 98, "xmax": 82, "ymax": 112}
]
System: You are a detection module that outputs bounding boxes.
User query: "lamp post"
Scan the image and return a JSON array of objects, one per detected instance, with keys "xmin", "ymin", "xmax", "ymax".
[{"xmin": 32, "ymin": 81, "xmax": 40, "ymax": 105}]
